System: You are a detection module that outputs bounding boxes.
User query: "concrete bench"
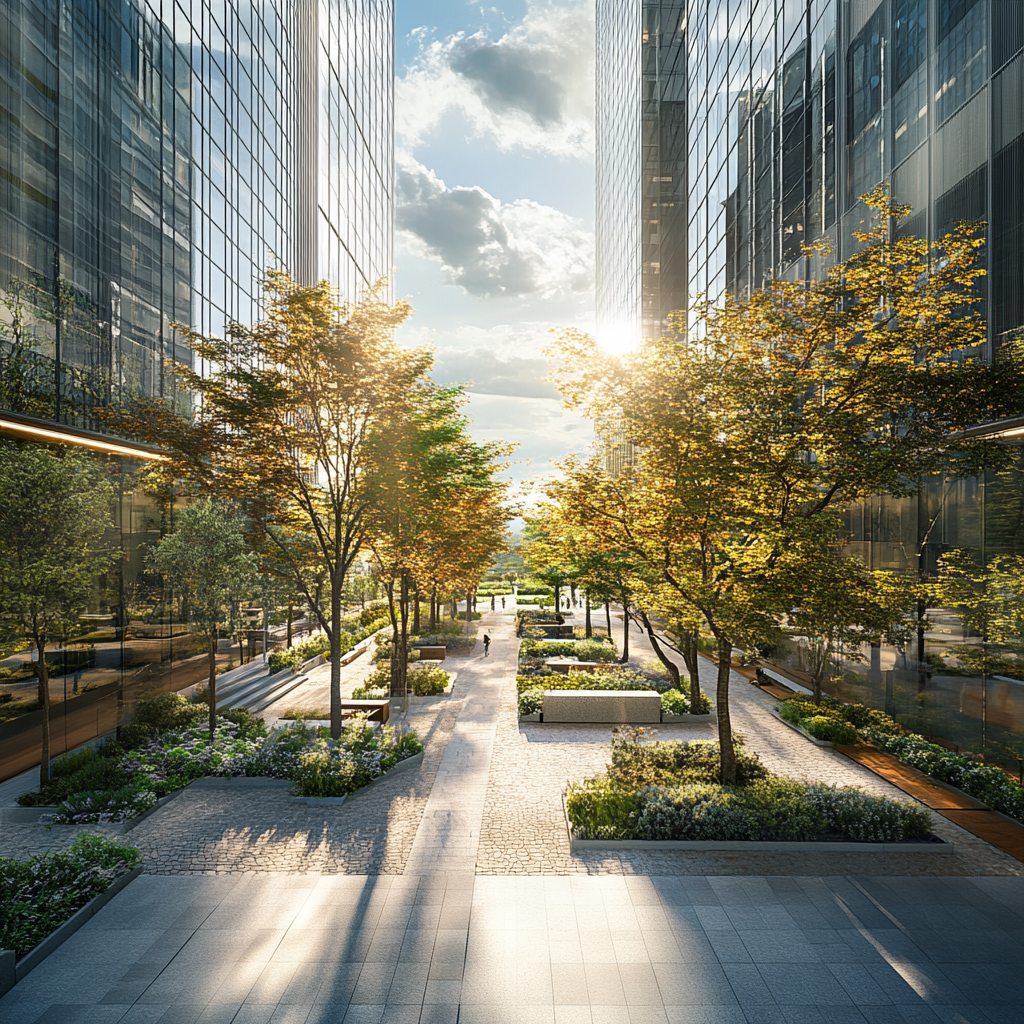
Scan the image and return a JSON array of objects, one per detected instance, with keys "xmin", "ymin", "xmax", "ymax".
[{"xmin": 541, "ymin": 689, "xmax": 661, "ymax": 724}]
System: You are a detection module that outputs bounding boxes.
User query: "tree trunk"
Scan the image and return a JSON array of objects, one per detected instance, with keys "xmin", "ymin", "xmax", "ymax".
[
  {"xmin": 619, "ymin": 595, "xmax": 630, "ymax": 663},
  {"xmin": 207, "ymin": 633, "xmax": 218, "ymax": 740},
  {"xmin": 237, "ymin": 631, "xmax": 244, "ymax": 667},
  {"xmin": 37, "ymin": 639, "xmax": 50, "ymax": 790},
  {"xmin": 715, "ymin": 634, "xmax": 737, "ymax": 784},
  {"xmin": 386, "ymin": 578, "xmax": 402, "ymax": 714},
  {"xmin": 465, "ymin": 590, "xmax": 472, "ymax": 634},
  {"xmin": 329, "ymin": 574, "xmax": 343, "ymax": 739},
  {"xmin": 429, "ymin": 585, "xmax": 436, "ymax": 631},
  {"xmin": 399, "ymin": 571, "xmax": 410, "ymax": 713},
  {"xmin": 585, "ymin": 596, "xmax": 592, "ymax": 637},
  {"xmin": 605, "ymin": 601, "xmax": 612, "ymax": 638},
  {"xmin": 682, "ymin": 632, "xmax": 702, "ymax": 714},
  {"xmin": 412, "ymin": 588, "xmax": 421, "ymax": 635},
  {"xmin": 638, "ymin": 610, "xmax": 680, "ymax": 687},
  {"xmin": 570, "ymin": 583, "xmax": 577, "ymax": 607},
  {"xmin": 554, "ymin": 583, "xmax": 561, "ymax": 612},
  {"xmin": 287, "ymin": 604, "xmax": 293, "ymax": 648}
]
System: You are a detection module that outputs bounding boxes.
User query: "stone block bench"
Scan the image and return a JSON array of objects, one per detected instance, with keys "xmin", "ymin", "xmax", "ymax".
[{"xmin": 541, "ymin": 689, "xmax": 661, "ymax": 724}]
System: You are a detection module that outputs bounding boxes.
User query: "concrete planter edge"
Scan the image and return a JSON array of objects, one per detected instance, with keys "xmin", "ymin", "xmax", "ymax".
[{"xmin": 1, "ymin": 863, "xmax": 144, "ymax": 995}]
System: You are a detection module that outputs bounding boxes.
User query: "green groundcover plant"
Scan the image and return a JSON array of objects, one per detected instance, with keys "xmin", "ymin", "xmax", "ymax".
[
  {"xmin": 0, "ymin": 834, "xmax": 141, "ymax": 958},
  {"xmin": 777, "ymin": 695, "xmax": 1024, "ymax": 822},
  {"xmin": 18, "ymin": 693, "xmax": 422, "ymax": 816},
  {"xmin": 268, "ymin": 616, "xmax": 389, "ymax": 674},
  {"xmin": 518, "ymin": 638, "xmax": 618, "ymax": 662},
  {"xmin": 565, "ymin": 730, "xmax": 933, "ymax": 843},
  {"xmin": 246, "ymin": 717, "xmax": 423, "ymax": 798}
]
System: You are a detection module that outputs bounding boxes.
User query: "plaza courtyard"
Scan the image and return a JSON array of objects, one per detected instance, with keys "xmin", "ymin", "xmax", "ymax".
[{"xmin": 2, "ymin": 614, "xmax": 1023, "ymax": 1024}]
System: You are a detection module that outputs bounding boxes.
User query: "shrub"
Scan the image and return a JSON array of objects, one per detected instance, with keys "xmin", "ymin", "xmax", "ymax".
[
  {"xmin": 518, "ymin": 687, "xmax": 544, "ymax": 716},
  {"xmin": 519, "ymin": 638, "xmax": 618, "ymax": 662},
  {"xmin": 455, "ymin": 611, "xmax": 482, "ymax": 620},
  {"xmin": 516, "ymin": 670, "xmax": 656, "ymax": 693},
  {"xmin": 18, "ymin": 750, "xmax": 133, "ymax": 807},
  {"xmin": 565, "ymin": 777, "xmax": 645, "ymax": 839},
  {"xmin": 801, "ymin": 716, "xmax": 858, "ymax": 745},
  {"xmin": 0, "ymin": 834, "xmax": 141, "ymax": 958},
  {"xmin": 803, "ymin": 785, "xmax": 932, "ymax": 841},
  {"xmin": 48, "ymin": 785, "xmax": 158, "ymax": 824},
  {"xmin": 661, "ymin": 688, "xmax": 714, "ymax": 716},
  {"xmin": 633, "ymin": 785, "xmax": 756, "ymax": 841},
  {"xmin": 119, "ymin": 693, "xmax": 207, "ymax": 748},
  {"xmin": 221, "ymin": 707, "xmax": 267, "ymax": 740},
  {"xmin": 863, "ymin": 729, "xmax": 1024, "ymax": 822},
  {"xmin": 364, "ymin": 665, "xmax": 391, "ymax": 689},
  {"xmin": 351, "ymin": 687, "xmax": 388, "ymax": 700},
  {"xmin": 607, "ymin": 733, "xmax": 770, "ymax": 789},
  {"xmin": 289, "ymin": 717, "xmax": 424, "ymax": 797},
  {"xmin": 408, "ymin": 665, "xmax": 449, "ymax": 696}
]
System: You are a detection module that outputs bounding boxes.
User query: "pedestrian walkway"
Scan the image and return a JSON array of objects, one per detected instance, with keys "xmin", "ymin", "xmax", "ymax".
[
  {"xmin": 403, "ymin": 614, "xmax": 512, "ymax": 877},
  {"xmin": 6, "ymin": 612, "xmax": 1024, "ymax": 1022}
]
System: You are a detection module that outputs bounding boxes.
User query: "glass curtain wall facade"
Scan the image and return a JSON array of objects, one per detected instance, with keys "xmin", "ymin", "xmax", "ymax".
[
  {"xmin": 685, "ymin": 0, "xmax": 1024, "ymax": 768},
  {"xmin": 0, "ymin": 0, "xmax": 393, "ymax": 773},
  {"xmin": 597, "ymin": 0, "xmax": 688, "ymax": 349}
]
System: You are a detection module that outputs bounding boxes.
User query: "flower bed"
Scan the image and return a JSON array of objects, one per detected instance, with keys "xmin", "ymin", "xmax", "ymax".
[
  {"xmin": 245, "ymin": 717, "xmax": 423, "ymax": 797},
  {"xmin": 17, "ymin": 693, "xmax": 423, "ymax": 820},
  {"xmin": 268, "ymin": 616, "xmax": 388, "ymax": 674},
  {"xmin": 777, "ymin": 694, "xmax": 1024, "ymax": 822},
  {"xmin": 0, "ymin": 834, "xmax": 141, "ymax": 958},
  {"xmin": 565, "ymin": 730, "xmax": 934, "ymax": 843},
  {"xmin": 519, "ymin": 638, "xmax": 617, "ymax": 662}
]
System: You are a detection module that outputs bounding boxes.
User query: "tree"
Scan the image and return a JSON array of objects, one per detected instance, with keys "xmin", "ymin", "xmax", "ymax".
[
  {"xmin": 0, "ymin": 442, "xmax": 113, "ymax": 788},
  {"xmin": 132, "ymin": 272, "xmax": 432, "ymax": 739},
  {"xmin": 547, "ymin": 187, "xmax": 1016, "ymax": 782},
  {"xmin": 148, "ymin": 500, "xmax": 259, "ymax": 738}
]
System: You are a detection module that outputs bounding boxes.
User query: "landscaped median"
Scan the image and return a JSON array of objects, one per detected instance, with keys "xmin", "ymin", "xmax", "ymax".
[
  {"xmin": 563, "ymin": 728, "xmax": 950, "ymax": 853},
  {"xmin": 15, "ymin": 692, "xmax": 423, "ymax": 820},
  {"xmin": 775, "ymin": 693, "xmax": 1024, "ymax": 824}
]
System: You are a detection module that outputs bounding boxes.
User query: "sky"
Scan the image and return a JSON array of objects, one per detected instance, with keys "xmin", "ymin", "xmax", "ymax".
[{"xmin": 392, "ymin": 0, "xmax": 595, "ymax": 493}]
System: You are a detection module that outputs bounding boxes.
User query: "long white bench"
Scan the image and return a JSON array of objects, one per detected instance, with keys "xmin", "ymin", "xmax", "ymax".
[{"xmin": 542, "ymin": 689, "xmax": 661, "ymax": 724}]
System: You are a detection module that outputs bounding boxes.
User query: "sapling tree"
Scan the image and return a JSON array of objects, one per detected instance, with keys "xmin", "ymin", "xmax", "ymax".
[{"xmin": 148, "ymin": 499, "xmax": 259, "ymax": 738}]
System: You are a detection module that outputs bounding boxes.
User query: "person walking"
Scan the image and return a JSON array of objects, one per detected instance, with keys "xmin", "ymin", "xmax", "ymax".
[
  {"xmin": 501, "ymin": 597, "xmax": 505, "ymax": 609},
  {"xmin": 482, "ymin": 633, "xmax": 491, "ymax": 656}
]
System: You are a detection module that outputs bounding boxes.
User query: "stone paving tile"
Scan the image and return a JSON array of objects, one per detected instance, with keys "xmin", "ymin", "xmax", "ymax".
[{"xmin": 476, "ymin": 614, "xmax": 1024, "ymax": 876}]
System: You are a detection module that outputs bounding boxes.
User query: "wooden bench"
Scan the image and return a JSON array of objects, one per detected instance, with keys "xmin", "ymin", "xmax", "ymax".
[
  {"xmin": 413, "ymin": 646, "xmax": 446, "ymax": 661},
  {"xmin": 340, "ymin": 699, "xmax": 389, "ymax": 723}
]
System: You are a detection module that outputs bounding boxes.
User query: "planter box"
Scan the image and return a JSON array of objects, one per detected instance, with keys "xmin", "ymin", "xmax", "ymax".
[
  {"xmin": 542, "ymin": 689, "xmax": 661, "ymax": 725},
  {"xmin": 291, "ymin": 750, "xmax": 425, "ymax": 805},
  {"xmin": 662, "ymin": 711, "xmax": 718, "ymax": 725},
  {"xmin": 560, "ymin": 792, "xmax": 952, "ymax": 855},
  {"xmin": 770, "ymin": 708, "xmax": 834, "ymax": 747},
  {"xmin": 0, "ymin": 864, "xmax": 144, "ymax": 997},
  {"xmin": 569, "ymin": 836, "xmax": 954, "ymax": 853},
  {"xmin": 519, "ymin": 712, "xmax": 542, "ymax": 722}
]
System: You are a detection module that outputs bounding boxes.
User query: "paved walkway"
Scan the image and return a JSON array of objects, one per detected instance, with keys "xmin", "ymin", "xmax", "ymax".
[{"xmin": 5, "ymin": 612, "xmax": 1024, "ymax": 1022}]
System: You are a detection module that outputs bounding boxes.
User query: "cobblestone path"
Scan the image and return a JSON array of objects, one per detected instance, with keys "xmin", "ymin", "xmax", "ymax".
[{"xmin": 477, "ymin": 611, "xmax": 1024, "ymax": 876}]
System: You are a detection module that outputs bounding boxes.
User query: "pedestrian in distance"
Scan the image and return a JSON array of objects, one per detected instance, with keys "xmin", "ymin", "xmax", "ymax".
[
  {"xmin": 483, "ymin": 634, "xmax": 491, "ymax": 656},
  {"xmin": 501, "ymin": 597, "xmax": 505, "ymax": 609}
]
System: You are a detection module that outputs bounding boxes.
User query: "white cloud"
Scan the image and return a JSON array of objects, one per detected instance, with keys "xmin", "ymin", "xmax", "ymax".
[
  {"xmin": 397, "ymin": 1, "xmax": 595, "ymax": 160},
  {"xmin": 396, "ymin": 159, "xmax": 593, "ymax": 299}
]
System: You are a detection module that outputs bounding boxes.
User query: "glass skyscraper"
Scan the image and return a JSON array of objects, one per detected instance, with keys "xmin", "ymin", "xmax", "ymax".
[
  {"xmin": 0, "ymin": 1, "xmax": 393, "ymax": 772},
  {"xmin": 687, "ymin": 0, "xmax": 1023, "ymax": 354},
  {"xmin": 1, "ymin": 0, "xmax": 392, "ymax": 430},
  {"xmin": 682, "ymin": 0, "xmax": 1024, "ymax": 769},
  {"xmin": 596, "ymin": 0, "xmax": 687, "ymax": 348}
]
